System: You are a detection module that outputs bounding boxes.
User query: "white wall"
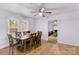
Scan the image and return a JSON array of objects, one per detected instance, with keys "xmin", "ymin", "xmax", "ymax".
[
  {"xmin": 48, "ymin": 21, "xmax": 54, "ymax": 32},
  {"xmin": 58, "ymin": 11, "xmax": 79, "ymax": 46},
  {"xmin": 35, "ymin": 18, "xmax": 48, "ymax": 40},
  {"xmin": 0, "ymin": 10, "xmax": 24, "ymax": 49},
  {"xmin": 28, "ymin": 18, "xmax": 36, "ymax": 32}
]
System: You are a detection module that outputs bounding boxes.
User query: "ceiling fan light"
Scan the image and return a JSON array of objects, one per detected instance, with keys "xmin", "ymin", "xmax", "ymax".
[
  {"xmin": 40, "ymin": 8, "xmax": 45, "ymax": 12},
  {"xmin": 39, "ymin": 13, "xmax": 43, "ymax": 16}
]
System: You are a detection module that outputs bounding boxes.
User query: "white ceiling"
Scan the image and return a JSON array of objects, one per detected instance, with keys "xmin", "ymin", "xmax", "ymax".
[{"xmin": 0, "ymin": 3, "xmax": 79, "ymax": 18}]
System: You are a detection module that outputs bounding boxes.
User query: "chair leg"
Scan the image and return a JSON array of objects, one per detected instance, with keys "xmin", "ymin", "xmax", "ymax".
[
  {"xmin": 9, "ymin": 46, "xmax": 11, "ymax": 55},
  {"xmin": 30, "ymin": 41, "xmax": 32, "ymax": 51},
  {"xmin": 12, "ymin": 45, "xmax": 14, "ymax": 55}
]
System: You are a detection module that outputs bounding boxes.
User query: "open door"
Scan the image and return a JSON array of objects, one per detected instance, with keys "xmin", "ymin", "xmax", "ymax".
[{"xmin": 48, "ymin": 20, "xmax": 58, "ymax": 43}]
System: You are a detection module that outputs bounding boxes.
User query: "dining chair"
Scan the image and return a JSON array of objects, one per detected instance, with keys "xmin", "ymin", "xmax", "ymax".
[
  {"xmin": 30, "ymin": 33, "xmax": 37, "ymax": 48},
  {"xmin": 15, "ymin": 32, "xmax": 22, "ymax": 47},
  {"xmin": 17, "ymin": 38, "xmax": 31, "ymax": 52},
  {"xmin": 8, "ymin": 33, "xmax": 23, "ymax": 54},
  {"xmin": 23, "ymin": 31, "xmax": 30, "ymax": 35},
  {"xmin": 15, "ymin": 32, "xmax": 28, "ymax": 52},
  {"xmin": 25, "ymin": 37, "xmax": 32, "ymax": 51},
  {"xmin": 36, "ymin": 31, "xmax": 42, "ymax": 47},
  {"xmin": 8, "ymin": 34, "xmax": 14, "ymax": 55},
  {"xmin": 18, "ymin": 40, "xmax": 27, "ymax": 52},
  {"xmin": 26, "ymin": 31, "xmax": 30, "ymax": 33},
  {"xmin": 15, "ymin": 32, "xmax": 22, "ymax": 38}
]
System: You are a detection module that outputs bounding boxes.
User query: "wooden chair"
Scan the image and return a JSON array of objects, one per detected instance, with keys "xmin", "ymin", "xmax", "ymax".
[
  {"xmin": 25, "ymin": 37, "xmax": 32, "ymax": 51},
  {"xmin": 18, "ymin": 40, "xmax": 27, "ymax": 52},
  {"xmin": 20, "ymin": 32, "xmax": 32, "ymax": 51},
  {"xmin": 8, "ymin": 33, "xmax": 23, "ymax": 54},
  {"xmin": 15, "ymin": 32, "xmax": 26, "ymax": 52},
  {"xmin": 23, "ymin": 31, "xmax": 30, "ymax": 35},
  {"xmin": 15, "ymin": 32, "xmax": 31, "ymax": 52},
  {"xmin": 8, "ymin": 34, "xmax": 14, "ymax": 55},
  {"xmin": 15, "ymin": 35, "xmax": 32, "ymax": 52},
  {"xmin": 26, "ymin": 31, "xmax": 30, "ymax": 33},
  {"xmin": 36, "ymin": 31, "xmax": 42, "ymax": 47},
  {"xmin": 30, "ymin": 33, "xmax": 37, "ymax": 48},
  {"xmin": 15, "ymin": 32, "xmax": 22, "ymax": 38},
  {"xmin": 15, "ymin": 32, "xmax": 22, "ymax": 48}
]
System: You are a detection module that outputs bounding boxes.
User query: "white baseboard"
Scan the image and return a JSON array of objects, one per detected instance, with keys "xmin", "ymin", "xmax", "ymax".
[
  {"xmin": 0, "ymin": 41, "xmax": 16, "ymax": 49},
  {"xmin": 58, "ymin": 41, "xmax": 79, "ymax": 47},
  {"xmin": 0, "ymin": 42, "xmax": 9, "ymax": 49}
]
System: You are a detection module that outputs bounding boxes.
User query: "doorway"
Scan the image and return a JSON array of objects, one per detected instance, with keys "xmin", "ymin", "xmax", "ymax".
[{"xmin": 48, "ymin": 20, "xmax": 58, "ymax": 43}]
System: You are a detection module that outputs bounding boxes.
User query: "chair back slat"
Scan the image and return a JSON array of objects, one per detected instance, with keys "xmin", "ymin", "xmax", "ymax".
[
  {"xmin": 15, "ymin": 32, "xmax": 22, "ymax": 38},
  {"xmin": 23, "ymin": 31, "xmax": 30, "ymax": 35},
  {"xmin": 30, "ymin": 33, "xmax": 36, "ymax": 39},
  {"xmin": 37, "ymin": 31, "xmax": 42, "ymax": 39},
  {"xmin": 8, "ymin": 34, "xmax": 13, "ymax": 45}
]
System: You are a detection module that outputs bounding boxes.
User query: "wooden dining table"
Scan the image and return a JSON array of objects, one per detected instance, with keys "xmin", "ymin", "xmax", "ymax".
[{"xmin": 13, "ymin": 35, "xmax": 30, "ymax": 40}]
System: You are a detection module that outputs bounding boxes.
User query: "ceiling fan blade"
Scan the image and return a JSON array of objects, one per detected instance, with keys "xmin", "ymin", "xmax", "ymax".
[
  {"xmin": 31, "ymin": 11, "xmax": 37, "ymax": 13},
  {"xmin": 45, "ymin": 11, "xmax": 52, "ymax": 14},
  {"xmin": 33, "ymin": 13, "xmax": 38, "ymax": 16},
  {"xmin": 46, "ymin": 6, "xmax": 69, "ymax": 11},
  {"xmin": 34, "ymin": 14, "xmax": 37, "ymax": 16}
]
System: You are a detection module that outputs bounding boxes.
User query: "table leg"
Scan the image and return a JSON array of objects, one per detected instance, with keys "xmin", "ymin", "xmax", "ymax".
[{"xmin": 24, "ymin": 40, "xmax": 26, "ymax": 52}]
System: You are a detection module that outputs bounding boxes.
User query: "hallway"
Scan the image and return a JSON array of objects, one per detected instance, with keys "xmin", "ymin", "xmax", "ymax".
[{"xmin": 48, "ymin": 35, "xmax": 57, "ymax": 43}]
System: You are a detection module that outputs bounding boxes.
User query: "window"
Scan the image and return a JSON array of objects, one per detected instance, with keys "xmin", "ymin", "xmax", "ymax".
[{"xmin": 9, "ymin": 19, "xmax": 17, "ymax": 33}]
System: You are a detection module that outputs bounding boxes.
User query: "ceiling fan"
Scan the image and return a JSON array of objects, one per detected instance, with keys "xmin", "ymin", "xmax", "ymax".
[
  {"xmin": 33, "ymin": 7, "xmax": 52, "ymax": 17},
  {"xmin": 38, "ymin": 8, "xmax": 52, "ymax": 17}
]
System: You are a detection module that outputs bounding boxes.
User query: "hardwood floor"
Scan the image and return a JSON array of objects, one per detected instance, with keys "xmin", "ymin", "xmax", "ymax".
[
  {"xmin": 0, "ymin": 41, "xmax": 79, "ymax": 55},
  {"xmin": 48, "ymin": 35, "xmax": 57, "ymax": 43}
]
